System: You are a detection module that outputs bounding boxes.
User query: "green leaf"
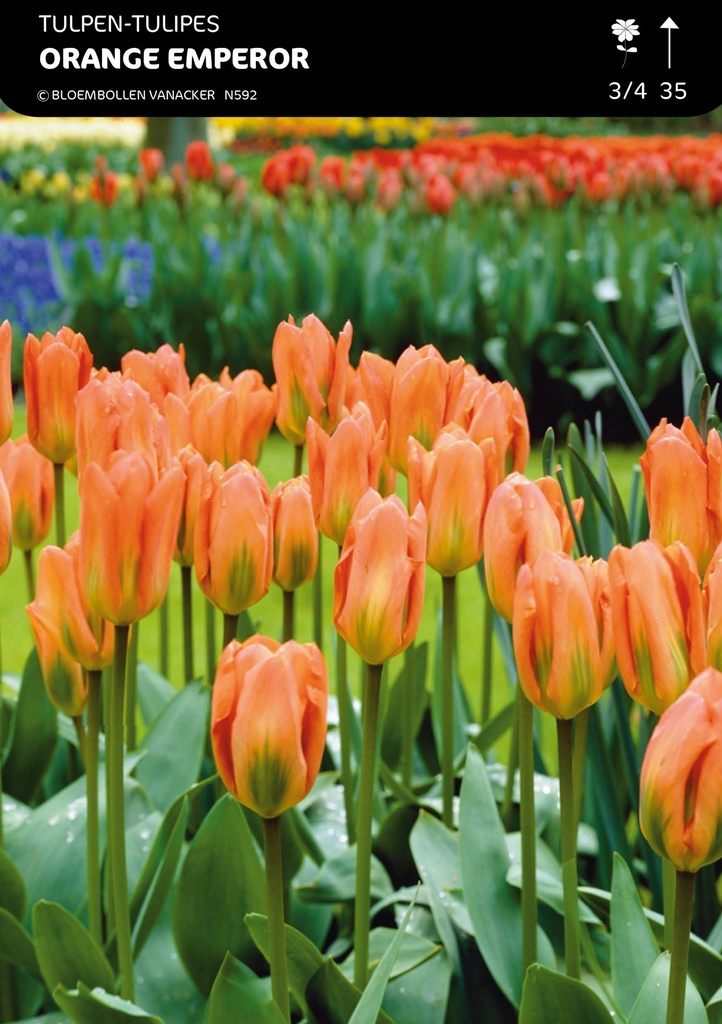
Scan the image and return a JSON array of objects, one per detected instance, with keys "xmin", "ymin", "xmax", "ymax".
[
  {"xmin": 603, "ymin": 454, "xmax": 632, "ymax": 548},
  {"xmin": 382, "ymin": 950, "xmax": 451, "ymax": 1024},
  {"xmin": 295, "ymin": 847, "xmax": 393, "ymax": 904},
  {"xmin": 207, "ymin": 953, "xmax": 286, "ymax": 1024},
  {"xmin": 347, "ymin": 893, "xmax": 419, "ymax": 1024},
  {"xmin": 134, "ymin": 681, "xmax": 209, "ymax": 812},
  {"xmin": 341, "ymin": 926, "xmax": 441, "ymax": 984},
  {"xmin": 458, "ymin": 745, "xmax": 555, "ymax": 1008},
  {"xmin": 172, "ymin": 793, "xmax": 266, "ymax": 996},
  {"xmin": 0, "ymin": 906, "xmax": 41, "ymax": 979},
  {"xmin": 133, "ymin": 905, "xmax": 205, "ymax": 1024},
  {"xmin": 305, "ymin": 958, "xmax": 395, "ymax": 1024},
  {"xmin": 610, "ymin": 853, "xmax": 660, "ymax": 1018},
  {"xmin": 586, "ymin": 321, "xmax": 651, "ymax": 442},
  {"xmin": 671, "ymin": 263, "xmax": 704, "ymax": 374},
  {"xmin": 53, "ymin": 981, "xmax": 163, "ymax": 1023},
  {"xmin": 135, "ymin": 662, "xmax": 176, "ymax": 729},
  {"xmin": 381, "ymin": 642, "xmax": 428, "ymax": 772},
  {"xmin": 2, "ymin": 647, "xmax": 58, "ymax": 803},
  {"xmin": 627, "ymin": 953, "xmax": 707, "ymax": 1024},
  {"xmin": 244, "ymin": 913, "xmax": 324, "ymax": 1024},
  {"xmin": 519, "ymin": 964, "xmax": 614, "ymax": 1023},
  {"xmin": 0, "ymin": 846, "xmax": 26, "ymax": 920},
  {"xmin": 130, "ymin": 794, "xmax": 189, "ymax": 957},
  {"xmin": 33, "ymin": 900, "xmax": 116, "ymax": 996},
  {"xmin": 541, "ymin": 427, "xmax": 555, "ymax": 477},
  {"xmin": 410, "ymin": 810, "xmax": 473, "ymax": 963}
]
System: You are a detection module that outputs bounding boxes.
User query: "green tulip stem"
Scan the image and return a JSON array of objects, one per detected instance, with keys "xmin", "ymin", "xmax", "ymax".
[
  {"xmin": 441, "ymin": 574, "xmax": 457, "ymax": 829},
  {"xmin": 125, "ymin": 621, "xmax": 139, "ymax": 752},
  {"xmin": 53, "ymin": 463, "xmax": 66, "ymax": 548},
  {"xmin": 401, "ymin": 643, "xmax": 414, "ymax": 788},
  {"xmin": 480, "ymin": 578, "xmax": 494, "ymax": 725},
  {"xmin": 502, "ymin": 691, "xmax": 520, "ymax": 831},
  {"xmin": 354, "ymin": 661, "xmax": 384, "ymax": 990},
  {"xmin": 335, "ymin": 616, "xmax": 356, "ymax": 845},
  {"xmin": 159, "ymin": 593, "xmax": 169, "ymax": 679},
  {"xmin": 282, "ymin": 589, "xmax": 294, "ymax": 643},
  {"xmin": 663, "ymin": 858, "xmax": 677, "ymax": 951},
  {"xmin": 519, "ymin": 688, "xmax": 537, "ymax": 973},
  {"xmin": 108, "ymin": 623, "xmax": 134, "ymax": 1002},
  {"xmin": 181, "ymin": 566, "xmax": 194, "ymax": 684},
  {"xmin": 666, "ymin": 869, "xmax": 695, "ymax": 1024},
  {"xmin": 313, "ymin": 533, "xmax": 323, "ymax": 652},
  {"xmin": 86, "ymin": 670, "xmax": 103, "ymax": 946},
  {"xmin": 222, "ymin": 612, "xmax": 239, "ymax": 650},
  {"xmin": 72, "ymin": 715, "xmax": 87, "ymax": 763},
  {"xmin": 293, "ymin": 444, "xmax": 303, "ymax": 478},
  {"xmin": 262, "ymin": 815, "xmax": 291, "ymax": 1024},
  {"xmin": 23, "ymin": 550, "xmax": 35, "ymax": 603},
  {"xmin": 205, "ymin": 598, "xmax": 217, "ymax": 687},
  {"xmin": 557, "ymin": 716, "xmax": 581, "ymax": 979}
]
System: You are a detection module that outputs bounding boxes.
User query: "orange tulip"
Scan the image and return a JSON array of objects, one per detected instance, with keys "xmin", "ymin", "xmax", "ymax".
[
  {"xmin": 271, "ymin": 476, "xmax": 318, "ymax": 591},
  {"xmin": 513, "ymin": 551, "xmax": 615, "ymax": 719},
  {"xmin": 28, "ymin": 617, "xmax": 87, "ymax": 717},
  {"xmin": 24, "ymin": 326, "xmax": 93, "ymax": 465},
  {"xmin": 75, "ymin": 374, "xmax": 168, "ymax": 480},
  {"xmin": 0, "ymin": 436, "xmax": 54, "ymax": 551},
  {"xmin": 188, "ymin": 369, "xmax": 277, "ymax": 467},
  {"xmin": 640, "ymin": 667, "xmax": 722, "ymax": 872},
  {"xmin": 483, "ymin": 472, "xmax": 584, "ymax": 622},
  {"xmin": 0, "ymin": 320, "xmax": 14, "ymax": 446},
  {"xmin": 139, "ymin": 147, "xmax": 164, "ymax": 182},
  {"xmin": 121, "ymin": 344, "xmax": 190, "ymax": 407},
  {"xmin": 27, "ymin": 532, "xmax": 114, "ymax": 672},
  {"xmin": 608, "ymin": 540, "xmax": 706, "ymax": 715},
  {"xmin": 194, "ymin": 460, "xmax": 274, "ymax": 615},
  {"xmin": 211, "ymin": 635, "xmax": 328, "ymax": 818},
  {"xmin": 450, "ymin": 368, "xmax": 530, "ymax": 481},
  {"xmin": 306, "ymin": 403, "xmax": 387, "ymax": 546},
  {"xmin": 387, "ymin": 345, "xmax": 465, "ymax": 474},
  {"xmin": 79, "ymin": 451, "xmax": 184, "ymax": 625},
  {"xmin": 0, "ymin": 469, "xmax": 12, "ymax": 576},
  {"xmin": 640, "ymin": 416, "xmax": 722, "ymax": 574},
  {"xmin": 333, "ymin": 490, "xmax": 426, "ymax": 665},
  {"xmin": 407, "ymin": 427, "xmax": 498, "ymax": 576},
  {"xmin": 173, "ymin": 447, "xmax": 207, "ymax": 567},
  {"xmin": 272, "ymin": 314, "xmax": 352, "ymax": 446},
  {"xmin": 185, "ymin": 140, "xmax": 214, "ymax": 181}
]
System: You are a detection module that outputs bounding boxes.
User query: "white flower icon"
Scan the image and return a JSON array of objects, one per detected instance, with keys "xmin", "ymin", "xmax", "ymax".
[{"xmin": 612, "ymin": 19, "xmax": 640, "ymax": 67}]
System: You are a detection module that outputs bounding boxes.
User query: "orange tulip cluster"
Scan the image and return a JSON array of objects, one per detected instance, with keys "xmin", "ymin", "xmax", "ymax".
[{"xmin": 261, "ymin": 132, "xmax": 722, "ymax": 211}]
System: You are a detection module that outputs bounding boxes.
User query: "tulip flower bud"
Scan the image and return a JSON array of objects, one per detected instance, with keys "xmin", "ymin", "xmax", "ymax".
[
  {"xmin": 76, "ymin": 374, "xmax": 166, "ymax": 480},
  {"xmin": 211, "ymin": 635, "xmax": 328, "ymax": 818},
  {"xmin": 407, "ymin": 427, "xmax": 499, "ymax": 576},
  {"xmin": 188, "ymin": 369, "xmax": 277, "ymax": 468},
  {"xmin": 513, "ymin": 551, "xmax": 615, "ymax": 719},
  {"xmin": 640, "ymin": 417, "xmax": 722, "ymax": 575},
  {"xmin": 27, "ymin": 532, "xmax": 114, "ymax": 672},
  {"xmin": 24, "ymin": 326, "xmax": 93, "ymax": 465},
  {"xmin": 79, "ymin": 451, "xmax": 184, "ymax": 625},
  {"xmin": 121, "ymin": 343, "xmax": 190, "ymax": 407},
  {"xmin": 333, "ymin": 490, "xmax": 426, "ymax": 665},
  {"xmin": 609, "ymin": 540, "xmax": 706, "ymax": 715},
  {"xmin": 29, "ymin": 618, "xmax": 87, "ymax": 717},
  {"xmin": 0, "ymin": 321, "xmax": 14, "ymax": 446},
  {"xmin": 272, "ymin": 314, "xmax": 352, "ymax": 447},
  {"xmin": 0, "ymin": 435, "xmax": 54, "ymax": 551},
  {"xmin": 0, "ymin": 469, "xmax": 12, "ymax": 576},
  {"xmin": 271, "ymin": 476, "xmax": 318, "ymax": 591},
  {"xmin": 307, "ymin": 403, "xmax": 387, "ymax": 546},
  {"xmin": 640, "ymin": 667, "xmax": 722, "ymax": 873},
  {"xmin": 194, "ymin": 460, "xmax": 274, "ymax": 615},
  {"xmin": 483, "ymin": 472, "xmax": 584, "ymax": 623},
  {"xmin": 173, "ymin": 447, "xmax": 207, "ymax": 568}
]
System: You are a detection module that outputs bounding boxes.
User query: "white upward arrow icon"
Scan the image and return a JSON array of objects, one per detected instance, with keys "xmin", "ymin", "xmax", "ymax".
[{"xmin": 661, "ymin": 17, "xmax": 679, "ymax": 69}]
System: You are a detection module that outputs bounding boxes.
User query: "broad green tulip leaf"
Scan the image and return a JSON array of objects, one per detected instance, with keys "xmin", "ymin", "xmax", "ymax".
[
  {"xmin": 0, "ymin": 906, "xmax": 41, "ymax": 979},
  {"xmin": 610, "ymin": 852, "xmax": 660, "ymax": 1018},
  {"xmin": 305, "ymin": 958, "xmax": 395, "ymax": 1024},
  {"xmin": 0, "ymin": 845, "xmax": 26, "ymax": 919},
  {"xmin": 519, "ymin": 964, "xmax": 614, "ymax": 1023},
  {"xmin": 5, "ymin": 755, "xmax": 146, "ymax": 921},
  {"xmin": 431, "ymin": 612, "xmax": 472, "ymax": 769},
  {"xmin": 580, "ymin": 885, "xmax": 722, "ymax": 1001},
  {"xmin": 505, "ymin": 865, "xmax": 601, "ymax": 924},
  {"xmin": 410, "ymin": 811, "xmax": 467, "ymax": 975},
  {"xmin": 341, "ymin": 927, "xmax": 441, "ymax": 983},
  {"xmin": 130, "ymin": 795, "xmax": 189, "ymax": 957},
  {"xmin": 52, "ymin": 981, "xmax": 163, "ymax": 1023},
  {"xmin": 135, "ymin": 661, "xmax": 176, "ymax": 729},
  {"xmin": 627, "ymin": 953, "xmax": 707, "ymax": 1024},
  {"xmin": 374, "ymin": 804, "xmax": 421, "ymax": 888},
  {"xmin": 707, "ymin": 981, "xmax": 722, "ymax": 1024},
  {"xmin": 244, "ymin": 913, "xmax": 325, "ymax": 1024},
  {"xmin": 287, "ymin": 857, "xmax": 334, "ymax": 952},
  {"xmin": 33, "ymin": 900, "xmax": 116, "ymax": 996},
  {"xmin": 172, "ymin": 794, "xmax": 266, "ymax": 996},
  {"xmin": 207, "ymin": 952, "xmax": 286, "ymax": 1024},
  {"xmin": 295, "ymin": 847, "xmax": 393, "ymax": 904},
  {"xmin": 2, "ymin": 647, "xmax": 57, "ymax": 803},
  {"xmin": 459, "ymin": 745, "xmax": 555, "ymax": 1008},
  {"xmin": 347, "ymin": 894, "xmax": 418, "ymax": 1024},
  {"xmin": 382, "ymin": 949, "xmax": 452, "ymax": 1024},
  {"xmin": 133, "ymin": 907, "xmax": 205, "ymax": 1024},
  {"xmin": 134, "ymin": 681, "xmax": 209, "ymax": 812},
  {"xmin": 474, "ymin": 700, "xmax": 516, "ymax": 757},
  {"xmin": 301, "ymin": 772, "xmax": 348, "ymax": 862}
]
